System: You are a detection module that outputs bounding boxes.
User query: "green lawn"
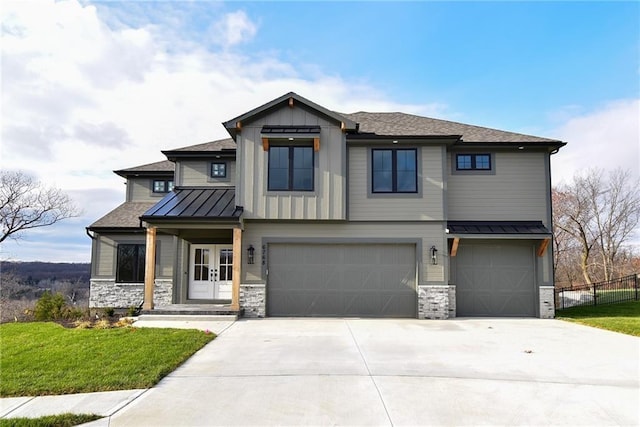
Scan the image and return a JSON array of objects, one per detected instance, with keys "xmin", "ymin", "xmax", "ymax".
[
  {"xmin": 556, "ymin": 300, "xmax": 640, "ymax": 337},
  {"xmin": 0, "ymin": 322, "xmax": 215, "ymax": 397},
  {"xmin": 0, "ymin": 413, "xmax": 101, "ymax": 427}
]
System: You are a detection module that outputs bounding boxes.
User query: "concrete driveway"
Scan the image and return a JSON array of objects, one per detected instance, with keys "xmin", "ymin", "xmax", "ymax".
[{"xmin": 109, "ymin": 318, "xmax": 639, "ymax": 426}]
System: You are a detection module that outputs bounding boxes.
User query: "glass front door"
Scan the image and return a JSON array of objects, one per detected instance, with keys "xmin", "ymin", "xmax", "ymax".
[{"xmin": 188, "ymin": 245, "xmax": 233, "ymax": 300}]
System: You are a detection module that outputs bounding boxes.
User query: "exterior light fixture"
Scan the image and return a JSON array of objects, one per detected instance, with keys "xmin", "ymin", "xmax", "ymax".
[
  {"xmin": 430, "ymin": 245, "xmax": 438, "ymax": 265},
  {"xmin": 247, "ymin": 245, "xmax": 255, "ymax": 264}
]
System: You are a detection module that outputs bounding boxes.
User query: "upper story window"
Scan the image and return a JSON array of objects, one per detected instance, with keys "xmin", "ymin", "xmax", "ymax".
[
  {"xmin": 153, "ymin": 179, "xmax": 174, "ymax": 193},
  {"xmin": 268, "ymin": 145, "xmax": 314, "ymax": 191},
  {"xmin": 116, "ymin": 244, "xmax": 145, "ymax": 283},
  {"xmin": 372, "ymin": 148, "xmax": 417, "ymax": 193},
  {"xmin": 211, "ymin": 162, "xmax": 227, "ymax": 178},
  {"xmin": 456, "ymin": 154, "xmax": 491, "ymax": 171}
]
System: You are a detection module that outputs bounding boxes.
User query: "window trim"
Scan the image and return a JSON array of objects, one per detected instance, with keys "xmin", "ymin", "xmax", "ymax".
[
  {"xmin": 371, "ymin": 148, "xmax": 419, "ymax": 194},
  {"xmin": 210, "ymin": 161, "xmax": 227, "ymax": 178},
  {"xmin": 152, "ymin": 179, "xmax": 174, "ymax": 193},
  {"xmin": 115, "ymin": 243, "xmax": 146, "ymax": 283},
  {"xmin": 267, "ymin": 144, "xmax": 315, "ymax": 192},
  {"xmin": 452, "ymin": 153, "xmax": 496, "ymax": 175}
]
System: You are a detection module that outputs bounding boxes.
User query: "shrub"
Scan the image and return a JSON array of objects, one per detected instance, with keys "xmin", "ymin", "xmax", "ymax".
[
  {"xmin": 93, "ymin": 319, "xmax": 112, "ymax": 329},
  {"xmin": 126, "ymin": 305, "xmax": 139, "ymax": 317},
  {"xmin": 102, "ymin": 307, "xmax": 115, "ymax": 318},
  {"xmin": 33, "ymin": 291, "xmax": 66, "ymax": 321}
]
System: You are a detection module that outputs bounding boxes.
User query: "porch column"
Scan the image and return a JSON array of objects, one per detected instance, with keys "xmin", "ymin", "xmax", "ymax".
[
  {"xmin": 231, "ymin": 227, "xmax": 242, "ymax": 310},
  {"xmin": 143, "ymin": 226, "xmax": 157, "ymax": 310}
]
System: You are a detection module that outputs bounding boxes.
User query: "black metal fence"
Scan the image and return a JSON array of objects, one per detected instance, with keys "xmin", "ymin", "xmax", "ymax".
[{"xmin": 555, "ymin": 273, "xmax": 640, "ymax": 310}]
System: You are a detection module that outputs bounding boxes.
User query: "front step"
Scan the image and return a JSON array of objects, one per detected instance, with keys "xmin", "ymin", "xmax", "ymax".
[{"xmin": 136, "ymin": 314, "xmax": 238, "ymax": 322}]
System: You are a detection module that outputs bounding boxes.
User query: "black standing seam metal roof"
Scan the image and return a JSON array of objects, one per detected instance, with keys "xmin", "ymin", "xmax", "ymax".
[
  {"xmin": 447, "ymin": 221, "xmax": 550, "ymax": 235},
  {"xmin": 141, "ymin": 188, "xmax": 243, "ymax": 220}
]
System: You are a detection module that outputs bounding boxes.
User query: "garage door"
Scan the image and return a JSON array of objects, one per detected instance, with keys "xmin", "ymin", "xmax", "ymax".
[
  {"xmin": 456, "ymin": 241, "xmax": 536, "ymax": 317},
  {"xmin": 268, "ymin": 243, "xmax": 416, "ymax": 317}
]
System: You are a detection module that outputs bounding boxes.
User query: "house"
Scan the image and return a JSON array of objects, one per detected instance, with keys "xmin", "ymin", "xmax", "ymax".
[{"xmin": 87, "ymin": 92, "xmax": 566, "ymax": 319}]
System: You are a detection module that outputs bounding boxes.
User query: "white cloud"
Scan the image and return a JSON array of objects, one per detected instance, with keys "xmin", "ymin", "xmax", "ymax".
[
  {"xmin": 549, "ymin": 99, "xmax": 640, "ymax": 185},
  {"xmin": 0, "ymin": 0, "xmax": 444, "ymax": 262},
  {"xmin": 208, "ymin": 10, "xmax": 258, "ymax": 48}
]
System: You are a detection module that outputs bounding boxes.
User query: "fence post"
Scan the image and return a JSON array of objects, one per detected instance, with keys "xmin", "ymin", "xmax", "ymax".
[
  {"xmin": 593, "ymin": 283, "xmax": 597, "ymax": 306},
  {"xmin": 636, "ymin": 274, "xmax": 639, "ymax": 301}
]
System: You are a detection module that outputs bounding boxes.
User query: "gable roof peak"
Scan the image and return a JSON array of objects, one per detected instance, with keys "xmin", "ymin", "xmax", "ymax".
[{"xmin": 223, "ymin": 92, "xmax": 357, "ymax": 138}]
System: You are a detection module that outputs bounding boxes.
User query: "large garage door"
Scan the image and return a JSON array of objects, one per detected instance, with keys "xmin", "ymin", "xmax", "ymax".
[
  {"xmin": 456, "ymin": 241, "xmax": 536, "ymax": 317},
  {"xmin": 268, "ymin": 243, "xmax": 416, "ymax": 317}
]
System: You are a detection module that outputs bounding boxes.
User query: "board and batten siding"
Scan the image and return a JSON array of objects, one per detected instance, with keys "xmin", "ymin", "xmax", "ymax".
[
  {"xmin": 178, "ymin": 160, "xmax": 236, "ymax": 187},
  {"xmin": 240, "ymin": 221, "xmax": 446, "ymax": 285},
  {"xmin": 237, "ymin": 106, "xmax": 345, "ymax": 220},
  {"xmin": 93, "ymin": 233, "xmax": 174, "ymax": 279},
  {"xmin": 447, "ymin": 151, "xmax": 549, "ymax": 224},
  {"xmin": 348, "ymin": 146, "xmax": 445, "ymax": 221}
]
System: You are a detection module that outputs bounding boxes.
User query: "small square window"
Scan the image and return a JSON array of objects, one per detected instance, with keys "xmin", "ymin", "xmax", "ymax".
[{"xmin": 211, "ymin": 162, "xmax": 227, "ymax": 178}]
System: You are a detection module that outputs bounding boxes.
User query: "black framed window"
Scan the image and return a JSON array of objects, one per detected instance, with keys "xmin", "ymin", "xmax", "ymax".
[
  {"xmin": 116, "ymin": 244, "xmax": 145, "ymax": 283},
  {"xmin": 211, "ymin": 162, "xmax": 227, "ymax": 178},
  {"xmin": 153, "ymin": 180, "xmax": 174, "ymax": 193},
  {"xmin": 456, "ymin": 154, "xmax": 491, "ymax": 171},
  {"xmin": 372, "ymin": 148, "xmax": 417, "ymax": 193},
  {"xmin": 268, "ymin": 145, "xmax": 314, "ymax": 191}
]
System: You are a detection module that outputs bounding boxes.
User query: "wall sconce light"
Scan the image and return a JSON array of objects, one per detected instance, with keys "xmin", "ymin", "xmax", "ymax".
[
  {"xmin": 247, "ymin": 245, "xmax": 255, "ymax": 264},
  {"xmin": 430, "ymin": 245, "xmax": 438, "ymax": 265}
]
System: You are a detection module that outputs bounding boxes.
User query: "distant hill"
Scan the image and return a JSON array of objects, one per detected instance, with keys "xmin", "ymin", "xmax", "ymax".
[{"xmin": 1, "ymin": 261, "xmax": 90, "ymax": 285}]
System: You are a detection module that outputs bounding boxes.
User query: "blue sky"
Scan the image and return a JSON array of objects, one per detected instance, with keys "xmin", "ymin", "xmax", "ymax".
[{"xmin": 1, "ymin": 0, "xmax": 639, "ymax": 262}]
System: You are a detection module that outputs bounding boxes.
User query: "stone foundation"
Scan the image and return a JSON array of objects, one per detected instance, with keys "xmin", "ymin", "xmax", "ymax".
[
  {"xmin": 418, "ymin": 285, "xmax": 455, "ymax": 319},
  {"xmin": 539, "ymin": 286, "xmax": 555, "ymax": 319},
  {"xmin": 90, "ymin": 279, "xmax": 173, "ymax": 309},
  {"xmin": 240, "ymin": 284, "xmax": 266, "ymax": 318}
]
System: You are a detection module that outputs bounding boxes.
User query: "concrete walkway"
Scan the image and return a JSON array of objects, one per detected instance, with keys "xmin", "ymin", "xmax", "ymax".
[{"xmin": 2, "ymin": 318, "xmax": 639, "ymax": 426}]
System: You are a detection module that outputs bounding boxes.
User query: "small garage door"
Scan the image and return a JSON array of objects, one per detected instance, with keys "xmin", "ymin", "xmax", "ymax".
[
  {"xmin": 456, "ymin": 241, "xmax": 536, "ymax": 317},
  {"xmin": 268, "ymin": 243, "xmax": 416, "ymax": 317}
]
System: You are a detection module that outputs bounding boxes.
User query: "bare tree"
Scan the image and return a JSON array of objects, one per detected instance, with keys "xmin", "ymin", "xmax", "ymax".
[
  {"xmin": 0, "ymin": 170, "xmax": 80, "ymax": 243},
  {"xmin": 553, "ymin": 168, "xmax": 640, "ymax": 284}
]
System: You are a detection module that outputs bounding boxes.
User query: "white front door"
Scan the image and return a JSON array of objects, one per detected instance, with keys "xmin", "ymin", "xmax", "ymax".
[{"xmin": 188, "ymin": 245, "xmax": 233, "ymax": 300}]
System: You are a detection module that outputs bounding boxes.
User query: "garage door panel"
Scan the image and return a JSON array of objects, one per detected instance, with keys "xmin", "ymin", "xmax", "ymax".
[
  {"xmin": 268, "ymin": 243, "xmax": 416, "ymax": 317},
  {"xmin": 456, "ymin": 241, "xmax": 536, "ymax": 317}
]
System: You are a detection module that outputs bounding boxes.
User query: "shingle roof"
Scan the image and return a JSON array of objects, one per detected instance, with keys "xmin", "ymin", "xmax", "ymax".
[
  {"xmin": 88, "ymin": 202, "xmax": 156, "ymax": 229},
  {"xmin": 141, "ymin": 188, "xmax": 243, "ymax": 221},
  {"xmin": 114, "ymin": 160, "xmax": 174, "ymax": 177},
  {"xmin": 447, "ymin": 221, "xmax": 551, "ymax": 235},
  {"xmin": 342, "ymin": 112, "xmax": 561, "ymax": 143},
  {"xmin": 164, "ymin": 138, "xmax": 236, "ymax": 152}
]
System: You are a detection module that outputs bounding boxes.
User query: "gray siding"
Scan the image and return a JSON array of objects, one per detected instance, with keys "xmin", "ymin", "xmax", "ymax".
[
  {"xmin": 127, "ymin": 178, "xmax": 172, "ymax": 202},
  {"xmin": 241, "ymin": 221, "xmax": 446, "ymax": 286},
  {"xmin": 348, "ymin": 145, "xmax": 445, "ymax": 221},
  {"xmin": 447, "ymin": 151, "xmax": 549, "ymax": 224},
  {"xmin": 92, "ymin": 233, "xmax": 173, "ymax": 279},
  {"xmin": 178, "ymin": 160, "xmax": 236, "ymax": 187},
  {"xmin": 237, "ymin": 106, "xmax": 345, "ymax": 220}
]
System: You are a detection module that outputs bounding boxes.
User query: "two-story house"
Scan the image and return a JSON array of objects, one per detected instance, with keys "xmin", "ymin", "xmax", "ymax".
[{"xmin": 87, "ymin": 92, "xmax": 566, "ymax": 319}]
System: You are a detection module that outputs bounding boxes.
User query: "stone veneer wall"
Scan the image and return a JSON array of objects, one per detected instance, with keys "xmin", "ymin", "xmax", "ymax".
[
  {"xmin": 418, "ymin": 285, "xmax": 454, "ymax": 319},
  {"xmin": 90, "ymin": 279, "xmax": 173, "ymax": 308},
  {"xmin": 240, "ymin": 284, "xmax": 266, "ymax": 318},
  {"xmin": 539, "ymin": 286, "xmax": 555, "ymax": 319}
]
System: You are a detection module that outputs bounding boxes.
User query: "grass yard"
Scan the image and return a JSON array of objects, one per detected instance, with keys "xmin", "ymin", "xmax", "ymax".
[
  {"xmin": 0, "ymin": 322, "xmax": 215, "ymax": 397},
  {"xmin": 556, "ymin": 300, "xmax": 640, "ymax": 337},
  {"xmin": 0, "ymin": 413, "xmax": 102, "ymax": 427}
]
